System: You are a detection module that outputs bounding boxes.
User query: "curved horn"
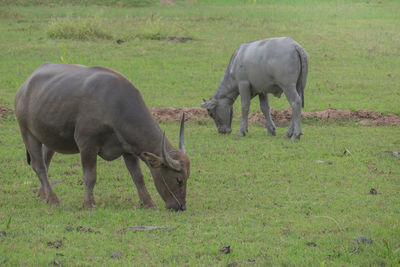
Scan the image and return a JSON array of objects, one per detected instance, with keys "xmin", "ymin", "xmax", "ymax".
[
  {"xmin": 179, "ymin": 113, "xmax": 186, "ymax": 154},
  {"xmin": 161, "ymin": 131, "xmax": 181, "ymax": 171}
]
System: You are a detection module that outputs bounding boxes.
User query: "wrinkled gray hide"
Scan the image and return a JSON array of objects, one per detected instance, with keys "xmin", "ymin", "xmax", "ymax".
[
  {"xmin": 15, "ymin": 63, "xmax": 190, "ymax": 211},
  {"xmin": 201, "ymin": 37, "xmax": 308, "ymax": 140}
]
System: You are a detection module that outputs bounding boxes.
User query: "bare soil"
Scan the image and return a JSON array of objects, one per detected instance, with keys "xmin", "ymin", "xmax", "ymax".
[
  {"xmin": 160, "ymin": 0, "xmax": 174, "ymax": 5},
  {"xmin": 150, "ymin": 107, "xmax": 400, "ymax": 126},
  {"xmin": 2, "ymin": 105, "xmax": 399, "ymax": 126}
]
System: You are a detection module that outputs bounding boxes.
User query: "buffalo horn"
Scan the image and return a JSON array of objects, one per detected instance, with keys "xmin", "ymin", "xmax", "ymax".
[
  {"xmin": 202, "ymin": 98, "xmax": 207, "ymax": 103},
  {"xmin": 179, "ymin": 113, "xmax": 186, "ymax": 154},
  {"xmin": 161, "ymin": 131, "xmax": 181, "ymax": 171}
]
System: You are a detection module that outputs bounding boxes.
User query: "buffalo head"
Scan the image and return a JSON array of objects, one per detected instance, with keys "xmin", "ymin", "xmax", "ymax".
[
  {"xmin": 201, "ymin": 98, "xmax": 233, "ymax": 134},
  {"xmin": 142, "ymin": 114, "xmax": 190, "ymax": 211}
]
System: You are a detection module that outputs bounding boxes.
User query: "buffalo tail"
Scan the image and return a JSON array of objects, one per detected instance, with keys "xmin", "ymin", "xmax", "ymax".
[
  {"xmin": 26, "ymin": 150, "xmax": 31, "ymax": 165},
  {"xmin": 295, "ymin": 44, "xmax": 308, "ymax": 108}
]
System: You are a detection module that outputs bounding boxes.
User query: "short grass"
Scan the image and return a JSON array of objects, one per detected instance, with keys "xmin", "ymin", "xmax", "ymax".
[
  {"xmin": 1, "ymin": 118, "xmax": 399, "ymax": 265},
  {"xmin": 0, "ymin": 0, "xmax": 399, "ymax": 266}
]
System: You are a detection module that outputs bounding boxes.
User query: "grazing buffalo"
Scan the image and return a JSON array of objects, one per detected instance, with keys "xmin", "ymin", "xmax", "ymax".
[
  {"xmin": 15, "ymin": 63, "xmax": 190, "ymax": 211},
  {"xmin": 201, "ymin": 37, "xmax": 308, "ymax": 140}
]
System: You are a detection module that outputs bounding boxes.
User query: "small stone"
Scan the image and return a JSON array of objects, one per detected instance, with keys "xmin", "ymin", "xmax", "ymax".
[
  {"xmin": 111, "ymin": 251, "xmax": 122, "ymax": 259},
  {"xmin": 370, "ymin": 188, "xmax": 378, "ymax": 195},
  {"xmin": 306, "ymin": 242, "xmax": 317, "ymax": 247},
  {"xmin": 220, "ymin": 245, "xmax": 232, "ymax": 254},
  {"xmin": 355, "ymin": 236, "xmax": 373, "ymax": 244}
]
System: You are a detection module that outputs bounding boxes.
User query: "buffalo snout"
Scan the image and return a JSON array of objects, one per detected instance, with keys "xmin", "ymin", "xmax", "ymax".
[{"xmin": 166, "ymin": 201, "xmax": 186, "ymax": 212}]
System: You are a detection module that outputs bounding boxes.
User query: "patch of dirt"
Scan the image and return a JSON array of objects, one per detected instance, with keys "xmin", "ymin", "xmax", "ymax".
[
  {"xmin": 2, "ymin": 105, "xmax": 399, "ymax": 126},
  {"xmin": 160, "ymin": 0, "xmax": 174, "ymax": 5},
  {"xmin": 111, "ymin": 251, "xmax": 123, "ymax": 259},
  {"xmin": 150, "ymin": 107, "xmax": 400, "ymax": 126},
  {"xmin": 150, "ymin": 107, "xmax": 209, "ymax": 123},
  {"xmin": 47, "ymin": 240, "xmax": 63, "ymax": 249},
  {"xmin": 76, "ymin": 226, "xmax": 95, "ymax": 233}
]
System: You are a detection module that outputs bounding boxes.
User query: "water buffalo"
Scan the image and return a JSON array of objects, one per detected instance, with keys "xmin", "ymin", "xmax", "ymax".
[
  {"xmin": 14, "ymin": 63, "xmax": 190, "ymax": 211},
  {"xmin": 201, "ymin": 37, "xmax": 308, "ymax": 140}
]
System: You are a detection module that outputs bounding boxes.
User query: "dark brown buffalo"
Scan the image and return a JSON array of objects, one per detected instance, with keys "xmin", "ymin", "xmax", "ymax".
[{"xmin": 15, "ymin": 63, "xmax": 190, "ymax": 211}]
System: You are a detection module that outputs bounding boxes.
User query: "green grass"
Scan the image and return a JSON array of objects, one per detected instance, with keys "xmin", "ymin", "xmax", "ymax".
[
  {"xmin": 1, "ymin": 118, "xmax": 399, "ymax": 265},
  {"xmin": 0, "ymin": 0, "xmax": 399, "ymax": 266}
]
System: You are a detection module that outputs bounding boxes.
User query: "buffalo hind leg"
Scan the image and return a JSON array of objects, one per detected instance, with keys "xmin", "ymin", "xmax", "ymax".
[
  {"xmin": 283, "ymin": 84, "xmax": 302, "ymax": 140},
  {"xmin": 43, "ymin": 145, "xmax": 55, "ymax": 170},
  {"xmin": 259, "ymin": 93, "xmax": 276, "ymax": 136},
  {"xmin": 238, "ymin": 81, "xmax": 251, "ymax": 136},
  {"xmin": 38, "ymin": 146, "xmax": 56, "ymax": 200},
  {"xmin": 123, "ymin": 153, "xmax": 157, "ymax": 209},
  {"xmin": 23, "ymin": 132, "xmax": 59, "ymax": 204}
]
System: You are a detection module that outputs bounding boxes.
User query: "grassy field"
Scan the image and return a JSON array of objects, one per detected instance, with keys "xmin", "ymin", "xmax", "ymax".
[{"xmin": 0, "ymin": 0, "xmax": 399, "ymax": 266}]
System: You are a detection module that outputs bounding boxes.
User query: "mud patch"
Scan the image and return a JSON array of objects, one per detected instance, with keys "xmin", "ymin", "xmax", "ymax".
[
  {"xmin": 1, "ymin": 105, "xmax": 399, "ymax": 126},
  {"xmin": 150, "ymin": 107, "xmax": 400, "ymax": 126},
  {"xmin": 160, "ymin": 0, "xmax": 174, "ymax": 5},
  {"xmin": 150, "ymin": 107, "xmax": 209, "ymax": 123}
]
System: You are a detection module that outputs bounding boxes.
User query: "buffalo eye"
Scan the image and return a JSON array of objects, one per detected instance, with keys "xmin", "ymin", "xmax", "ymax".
[{"xmin": 176, "ymin": 178, "xmax": 183, "ymax": 186}]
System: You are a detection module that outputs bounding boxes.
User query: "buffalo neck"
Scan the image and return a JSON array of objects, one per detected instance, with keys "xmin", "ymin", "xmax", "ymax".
[{"xmin": 214, "ymin": 81, "xmax": 239, "ymax": 106}]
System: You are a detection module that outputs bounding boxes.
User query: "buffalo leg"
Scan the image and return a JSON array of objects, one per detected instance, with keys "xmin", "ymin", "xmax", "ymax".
[
  {"xmin": 37, "ymin": 146, "xmax": 56, "ymax": 199},
  {"xmin": 259, "ymin": 93, "xmax": 276, "ymax": 136},
  {"xmin": 79, "ymin": 148, "xmax": 98, "ymax": 209},
  {"xmin": 123, "ymin": 153, "xmax": 157, "ymax": 209},
  {"xmin": 283, "ymin": 84, "xmax": 302, "ymax": 140},
  {"xmin": 238, "ymin": 81, "xmax": 251, "ymax": 136},
  {"xmin": 23, "ymin": 131, "xmax": 59, "ymax": 204},
  {"xmin": 43, "ymin": 145, "xmax": 55, "ymax": 170}
]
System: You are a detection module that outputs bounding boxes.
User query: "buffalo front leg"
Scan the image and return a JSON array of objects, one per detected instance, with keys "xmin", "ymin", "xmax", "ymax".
[
  {"xmin": 283, "ymin": 84, "xmax": 302, "ymax": 140},
  {"xmin": 123, "ymin": 153, "xmax": 157, "ymax": 209},
  {"xmin": 259, "ymin": 93, "xmax": 276, "ymax": 136},
  {"xmin": 23, "ymin": 132, "xmax": 59, "ymax": 204},
  {"xmin": 80, "ymin": 149, "xmax": 97, "ymax": 209},
  {"xmin": 238, "ymin": 81, "xmax": 251, "ymax": 136}
]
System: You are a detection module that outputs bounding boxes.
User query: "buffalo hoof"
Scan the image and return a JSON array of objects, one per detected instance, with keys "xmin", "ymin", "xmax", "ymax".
[
  {"xmin": 267, "ymin": 128, "xmax": 277, "ymax": 136},
  {"xmin": 38, "ymin": 186, "xmax": 46, "ymax": 201},
  {"xmin": 284, "ymin": 132, "xmax": 293, "ymax": 139},
  {"xmin": 290, "ymin": 133, "xmax": 301, "ymax": 141},
  {"xmin": 218, "ymin": 128, "xmax": 232, "ymax": 134},
  {"xmin": 39, "ymin": 187, "xmax": 59, "ymax": 204},
  {"xmin": 47, "ymin": 192, "xmax": 60, "ymax": 205},
  {"xmin": 83, "ymin": 200, "xmax": 96, "ymax": 209},
  {"xmin": 237, "ymin": 129, "xmax": 246, "ymax": 136},
  {"xmin": 141, "ymin": 200, "xmax": 157, "ymax": 209}
]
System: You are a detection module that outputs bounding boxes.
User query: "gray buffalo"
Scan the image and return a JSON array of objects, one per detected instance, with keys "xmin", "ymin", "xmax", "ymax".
[
  {"xmin": 15, "ymin": 63, "xmax": 190, "ymax": 211},
  {"xmin": 201, "ymin": 37, "xmax": 308, "ymax": 140}
]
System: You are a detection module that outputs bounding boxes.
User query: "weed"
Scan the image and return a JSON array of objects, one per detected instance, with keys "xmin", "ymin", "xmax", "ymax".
[
  {"xmin": 59, "ymin": 47, "xmax": 73, "ymax": 64},
  {"xmin": 6, "ymin": 217, "xmax": 11, "ymax": 229},
  {"xmin": 127, "ymin": 14, "xmax": 193, "ymax": 41},
  {"xmin": 47, "ymin": 16, "xmax": 112, "ymax": 41}
]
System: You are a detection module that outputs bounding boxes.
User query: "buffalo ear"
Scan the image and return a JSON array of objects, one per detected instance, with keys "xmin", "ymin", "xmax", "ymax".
[
  {"xmin": 200, "ymin": 99, "xmax": 217, "ymax": 110},
  {"xmin": 142, "ymin": 152, "xmax": 162, "ymax": 168}
]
